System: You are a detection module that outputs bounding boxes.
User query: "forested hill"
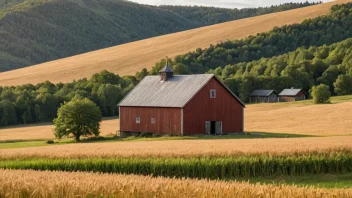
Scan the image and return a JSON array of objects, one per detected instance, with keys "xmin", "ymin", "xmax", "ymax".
[
  {"xmin": 162, "ymin": 2, "xmax": 320, "ymax": 26},
  {"xmin": 0, "ymin": 0, "xmax": 318, "ymax": 72}
]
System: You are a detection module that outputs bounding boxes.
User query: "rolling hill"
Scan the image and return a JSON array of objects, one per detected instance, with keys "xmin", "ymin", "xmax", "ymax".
[
  {"xmin": 0, "ymin": 0, "xmax": 315, "ymax": 72},
  {"xmin": 0, "ymin": 0, "xmax": 349, "ymax": 86}
]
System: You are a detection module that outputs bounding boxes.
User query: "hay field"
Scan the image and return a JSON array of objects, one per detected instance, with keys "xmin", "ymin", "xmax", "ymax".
[
  {"xmin": 1, "ymin": 136, "xmax": 351, "ymax": 158},
  {"xmin": 0, "ymin": 118, "xmax": 119, "ymax": 141},
  {"xmin": 0, "ymin": 0, "xmax": 350, "ymax": 86},
  {"xmin": 245, "ymin": 102, "xmax": 352, "ymax": 136},
  {"xmin": 1, "ymin": 170, "xmax": 350, "ymax": 198}
]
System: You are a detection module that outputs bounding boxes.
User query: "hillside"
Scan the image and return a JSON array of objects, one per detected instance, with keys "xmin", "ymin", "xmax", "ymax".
[
  {"xmin": 0, "ymin": 0, "xmax": 348, "ymax": 86},
  {"xmin": 0, "ymin": 0, "xmax": 315, "ymax": 72}
]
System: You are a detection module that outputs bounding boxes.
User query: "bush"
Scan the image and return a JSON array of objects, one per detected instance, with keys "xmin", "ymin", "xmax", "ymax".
[
  {"xmin": 139, "ymin": 132, "xmax": 153, "ymax": 138},
  {"xmin": 152, "ymin": 133, "xmax": 162, "ymax": 138},
  {"xmin": 334, "ymin": 74, "xmax": 352, "ymax": 95},
  {"xmin": 312, "ymin": 84, "xmax": 331, "ymax": 104},
  {"xmin": 46, "ymin": 140, "xmax": 55, "ymax": 144}
]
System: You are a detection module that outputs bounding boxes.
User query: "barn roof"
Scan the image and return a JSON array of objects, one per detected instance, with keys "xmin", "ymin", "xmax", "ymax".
[
  {"xmin": 250, "ymin": 90, "xmax": 277, "ymax": 97},
  {"xmin": 119, "ymin": 74, "xmax": 245, "ymax": 107},
  {"xmin": 279, "ymin": 89, "xmax": 303, "ymax": 96}
]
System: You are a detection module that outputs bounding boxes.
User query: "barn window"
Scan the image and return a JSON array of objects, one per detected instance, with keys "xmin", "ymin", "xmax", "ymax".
[
  {"xmin": 210, "ymin": 89, "xmax": 216, "ymax": 98},
  {"xmin": 151, "ymin": 118, "xmax": 156, "ymax": 124},
  {"xmin": 136, "ymin": 117, "xmax": 140, "ymax": 124}
]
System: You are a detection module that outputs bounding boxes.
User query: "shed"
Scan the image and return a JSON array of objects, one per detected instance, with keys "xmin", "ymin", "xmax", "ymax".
[
  {"xmin": 249, "ymin": 90, "xmax": 278, "ymax": 103},
  {"xmin": 279, "ymin": 88, "xmax": 306, "ymax": 102},
  {"xmin": 118, "ymin": 62, "xmax": 245, "ymax": 136}
]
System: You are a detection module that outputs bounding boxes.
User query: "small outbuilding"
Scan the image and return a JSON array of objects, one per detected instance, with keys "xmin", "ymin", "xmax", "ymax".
[
  {"xmin": 279, "ymin": 88, "xmax": 306, "ymax": 102},
  {"xmin": 249, "ymin": 90, "xmax": 278, "ymax": 103},
  {"xmin": 118, "ymin": 62, "xmax": 245, "ymax": 136}
]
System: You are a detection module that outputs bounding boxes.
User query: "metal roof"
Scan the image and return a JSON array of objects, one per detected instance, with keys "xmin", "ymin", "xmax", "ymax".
[
  {"xmin": 159, "ymin": 65, "xmax": 173, "ymax": 73},
  {"xmin": 250, "ymin": 90, "xmax": 277, "ymax": 97},
  {"xmin": 279, "ymin": 89, "xmax": 303, "ymax": 96},
  {"xmin": 119, "ymin": 74, "xmax": 245, "ymax": 107}
]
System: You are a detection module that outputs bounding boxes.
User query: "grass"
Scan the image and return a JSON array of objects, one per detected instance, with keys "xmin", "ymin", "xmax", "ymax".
[
  {"xmin": 0, "ymin": 132, "xmax": 313, "ymax": 149},
  {"xmin": 0, "ymin": 0, "xmax": 349, "ymax": 86},
  {"xmin": 242, "ymin": 173, "xmax": 352, "ymax": 189}
]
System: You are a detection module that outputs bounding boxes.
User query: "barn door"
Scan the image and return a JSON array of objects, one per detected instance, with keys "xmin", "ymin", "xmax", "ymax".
[
  {"xmin": 215, "ymin": 121, "xmax": 222, "ymax": 135},
  {"xmin": 205, "ymin": 121, "xmax": 211, "ymax": 135}
]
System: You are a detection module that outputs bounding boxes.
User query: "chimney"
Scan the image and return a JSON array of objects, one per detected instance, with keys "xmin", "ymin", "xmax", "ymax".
[{"xmin": 159, "ymin": 56, "xmax": 173, "ymax": 81}]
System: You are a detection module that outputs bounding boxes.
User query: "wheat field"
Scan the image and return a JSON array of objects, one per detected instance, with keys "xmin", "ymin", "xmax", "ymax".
[
  {"xmin": 1, "ymin": 136, "xmax": 351, "ymax": 159},
  {"xmin": 245, "ymin": 102, "xmax": 352, "ymax": 136},
  {"xmin": 0, "ymin": 0, "xmax": 350, "ymax": 86},
  {"xmin": 0, "ymin": 169, "xmax": 351, "ymax": 198}
]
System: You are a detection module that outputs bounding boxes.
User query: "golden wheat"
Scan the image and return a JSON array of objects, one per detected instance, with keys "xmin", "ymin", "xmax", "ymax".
[
  {"xmin": 0, "ymin": 169, "xmax": 351, "ymax": 198},
  {"xmin": 1, "ymin": 136, "xmax": 352, "ymax": 159}
]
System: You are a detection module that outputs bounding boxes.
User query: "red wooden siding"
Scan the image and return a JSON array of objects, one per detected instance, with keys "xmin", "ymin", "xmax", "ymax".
[
  {"xmin": 183, "ymin": 78, "xmax": 244, "ymax": 135},
  {"xmin": 120, "ymin": 107, "xmax": 181, "ymax": 135}
]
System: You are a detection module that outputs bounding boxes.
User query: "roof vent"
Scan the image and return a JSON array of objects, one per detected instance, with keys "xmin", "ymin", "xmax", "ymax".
[{"xmin": 159, "ymin": 56, "xmax": 173, "ymax": 81}]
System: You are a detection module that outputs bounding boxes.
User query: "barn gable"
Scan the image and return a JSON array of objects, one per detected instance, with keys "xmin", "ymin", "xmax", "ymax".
[{"xmin": 118, "ymin": 74, "xmax": 244, "ymax": 108}]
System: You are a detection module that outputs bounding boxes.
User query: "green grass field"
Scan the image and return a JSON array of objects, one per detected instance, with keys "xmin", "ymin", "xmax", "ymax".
[{"xmin": 0, "ymin": 132, "xmax": 313, "ymax": 149}]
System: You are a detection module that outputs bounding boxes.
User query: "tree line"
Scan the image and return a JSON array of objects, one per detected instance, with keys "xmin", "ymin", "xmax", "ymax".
[
  {"xmin": 162, "ymin": 2, "xmax": 321, "ymax": 26},
  {"xmin": 0, "ymin": 0, "xmax": 318, "ymax": 72},
  {"xmin": 0, "ymin": 71, "xmax": 135, "ymax": 127}
]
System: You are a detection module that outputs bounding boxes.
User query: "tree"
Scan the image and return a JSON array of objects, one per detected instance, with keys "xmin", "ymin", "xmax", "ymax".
[
  {"xmin": 311, "ymin": 84, "xmax": 331, "ymax": 104},
  {"xmin": 173, "ymin": 63, "xmax": 189, "ymax": 75},
  {"xmin": 333, "ymin": 74, "xmax": 352, "ymax": 95},
  {"xmin": 97, "ymin": 84, "xmax": 122, "ymax": 116},
  {"xmin": 54, "ymin": 98, "xmax": 102, "ymax": 142},
  {"xmin": 136, "ymin": 68, "xmax": 148, "ymax": 81}
]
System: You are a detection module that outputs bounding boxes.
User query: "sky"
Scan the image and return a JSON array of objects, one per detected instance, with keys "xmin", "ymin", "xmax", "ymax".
[{"xmin": 129, "ymin": 0, "xmax": 331, "ymax": 9}]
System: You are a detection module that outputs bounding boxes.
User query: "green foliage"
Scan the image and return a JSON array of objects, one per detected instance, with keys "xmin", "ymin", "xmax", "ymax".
[
  {"xmin": 54, "ymin": 97, "xmax": 102, "ymax": 142},
  {"xmin": 0, "ymin": 70, "xmax": 134, "ymax": 128},
  {"xmin": 162, "ymin": 2, "xmax": 320, "ymax": 26},
  {"xmin": 97, "ymin": 84, "xmax": 122, "ymax": 116},
  {"xmin": 334, "ymin": 74, "xmax": 352, "ymax": 95},
  {"xmin": 1, "ymin": 152, "xmax": 352, "ymax": 179},
  {"xmin": 312, "ymin": 84, "xmax": 331, "ymax": 104},
  {"xmin": 0, "ymin": 0, "xmax": 318, "ymax": 72}
]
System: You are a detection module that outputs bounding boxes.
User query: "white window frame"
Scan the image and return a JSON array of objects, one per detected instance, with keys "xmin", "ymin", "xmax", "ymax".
[
  {"xmin": 151, "ymin": 118, "xmax": 156, "ymax": 124},
  {"xmin": 136, "ymin": 117, "xmax": 140, "ymax": 124},
  {"xmin": 210, "ymin": 89, "xmax": 216, "ymax": 98}
]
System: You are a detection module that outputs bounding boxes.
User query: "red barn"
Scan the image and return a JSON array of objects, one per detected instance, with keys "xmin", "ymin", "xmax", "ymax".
[{"xmin": 118, "ymin": 63, "xmax": 245, "ymax": 136}]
